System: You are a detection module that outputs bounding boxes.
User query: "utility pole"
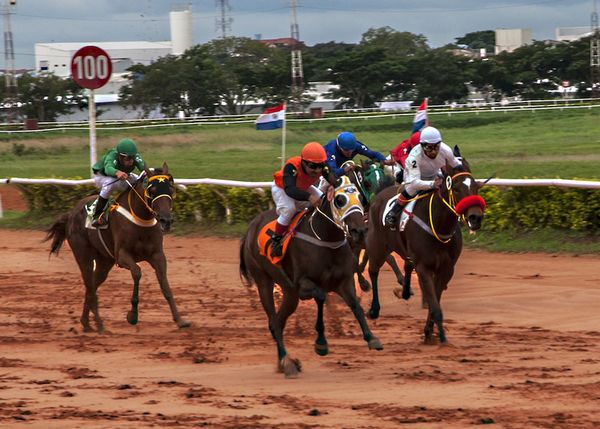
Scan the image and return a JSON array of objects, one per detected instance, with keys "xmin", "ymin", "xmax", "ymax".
[
  {"xmin": 290, "ymin": 0, "xmax": 304, "ymax": 109},
  {"xmin": 591, "ymin": 0, "xmax": 600, "ymax": 97},
  {"xmin": 2, "ymin": 0, "xmax": 18, "ymax": 123},
  {"xmin": 215, "ymin": 0, "xmax": 232, "ymax": 39}
]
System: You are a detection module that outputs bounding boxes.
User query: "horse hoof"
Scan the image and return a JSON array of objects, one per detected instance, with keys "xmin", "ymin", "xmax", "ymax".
[
  {"xmin": 423, "ymin": 336, "xmax": 437, "ymax": 345},
  {"xmin": 177, "ymin": 320, "xmax": 191, "ymax": 328},
  {"xmin": 367, "ymin": 309, "xmax": 379, "ymax": 320},
  {"xmin": 279, "ymin": 356, "xmax": 302, "ymax": 378},
  {"xmin": 82, "ymin": 325, "xmax": 94, "ymax": 333},
  {"xmin": 359, "ymin": 279, "xmax": 371, "ymax": 292},
  {"xmin": 368, "ymin": 337, "xmax": 384, "ymax": 350},
  {"xmin": 126, "ymin": 312, "xmax": 138, "ymax": 325},
  {"xmin": 393, "ymin": 287, "xmax": 403, "ymax": 300},
  {"xmin": 315, "ymin": 342, "xmax": 329, "ymax": 356}
]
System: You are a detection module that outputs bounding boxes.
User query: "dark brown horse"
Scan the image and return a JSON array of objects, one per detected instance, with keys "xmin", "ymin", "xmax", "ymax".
[
  {"xmin": 239, "ymin": 178, "xmax": 383, "ymax": 378},
  {"xmin": 364, "ymin": 147, "xmax": 485, "ymax": 344},
  {"xmin": 44, "ymin": 163, "xmax": 190, "ymax": 333},
  {"xmin": 343, "ymin": 160, "xmax": 407, "ymax": 291}
]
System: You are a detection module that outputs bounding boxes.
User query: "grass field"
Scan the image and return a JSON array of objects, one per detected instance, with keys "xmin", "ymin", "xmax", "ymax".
[
  {"xmin": 1, "ymin": 108, "xmax": 600, "ymax": 181},
  {"xmin": 2, "ymin": 108, "xmax": 599, "ymax": 254}
]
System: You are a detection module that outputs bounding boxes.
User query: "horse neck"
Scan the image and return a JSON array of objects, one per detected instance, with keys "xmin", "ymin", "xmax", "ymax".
[
  {"xmin": 305, "ymin": 200, "xmax": 346, "ymax": 242},
  {"xmin": 118, "ymin": 181, "xmax": 153, "ymax": 220},
  {"xmin": 420, "ymin": 188, "xmax": 459, "ymax": 236}
]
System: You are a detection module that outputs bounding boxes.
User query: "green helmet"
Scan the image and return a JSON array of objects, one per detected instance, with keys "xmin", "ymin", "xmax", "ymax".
[{"xmin": 116, "ymin": 138, "xmax": 137, "ymax": 156}]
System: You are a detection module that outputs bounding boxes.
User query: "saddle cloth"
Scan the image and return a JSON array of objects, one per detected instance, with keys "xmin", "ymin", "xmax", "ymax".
[{"xmin": 258, "ymin": 211, "xmax": 306, "ymax": 265}]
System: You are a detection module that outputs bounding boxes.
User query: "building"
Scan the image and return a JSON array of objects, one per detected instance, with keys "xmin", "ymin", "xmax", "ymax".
[
  {"xmin": 495, "ymin": 28, "xmax": 532, "ymax": 54},
  {"xmin": 555, "ymin": 26, "xmax": 593, "ymax": 42}
]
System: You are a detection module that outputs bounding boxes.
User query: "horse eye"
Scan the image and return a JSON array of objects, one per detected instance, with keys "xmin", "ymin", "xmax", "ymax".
[{"xmin": 334, "ymin": 195, "xmax": 348, "ymax": 209}]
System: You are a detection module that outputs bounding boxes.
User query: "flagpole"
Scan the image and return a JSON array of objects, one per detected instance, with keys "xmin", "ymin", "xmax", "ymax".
[{"xmin": 281, "ymin": 103, "xmax": 287, "ymax": 168}]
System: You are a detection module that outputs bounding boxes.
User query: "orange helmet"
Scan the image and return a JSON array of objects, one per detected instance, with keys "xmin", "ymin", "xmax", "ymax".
[{"xmin": 300, "ymin": 142, "xmax": 326, "ymax": 163}]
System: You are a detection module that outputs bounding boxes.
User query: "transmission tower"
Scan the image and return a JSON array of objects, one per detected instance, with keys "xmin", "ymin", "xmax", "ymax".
[
  {"xmin": 215, "ymin": 0, "xmax": 232, "ymax": 39},
  {"xmin": 2, "ymin": 0, "xmax": 18, "ymax": 123},
  {"xmin": 290, "ymin": 0, "xmax": 304, "ymax": 106},
  {"xmin": 592, "ymin": 0, "xmax": 600, "ymax": 97}
]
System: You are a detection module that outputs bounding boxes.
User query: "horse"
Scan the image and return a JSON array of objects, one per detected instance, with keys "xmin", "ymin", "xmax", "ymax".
[
  {"xmin": 44, "ymin": 163, "xmax": 190, "ymax": 333},
  {"xmin": 364, "ymin": 147, "xmax": 485, "ymax": 344},
  {"xmin": 343, "ymin": 160, "xmax": 407, "ymax": 292},
  {"xmin": 239, "ymin": 176, "xmax": 383, "ymax": 378}
]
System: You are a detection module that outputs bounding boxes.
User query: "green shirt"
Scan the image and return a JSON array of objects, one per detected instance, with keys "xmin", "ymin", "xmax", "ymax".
[{"xmin": 92, "ymin": 148, "xmax": 145, "ymax": 177}]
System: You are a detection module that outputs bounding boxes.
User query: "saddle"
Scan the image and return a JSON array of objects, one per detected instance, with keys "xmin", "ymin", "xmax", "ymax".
[{"xmin": 257, "ymin": 211, "xmax": 306, "ymax": 265}]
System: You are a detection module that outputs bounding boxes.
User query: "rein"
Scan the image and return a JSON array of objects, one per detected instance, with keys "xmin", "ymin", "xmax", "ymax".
[{"xmin": 125, "ymin": 175, "xmax": 173, "ymax": 223}]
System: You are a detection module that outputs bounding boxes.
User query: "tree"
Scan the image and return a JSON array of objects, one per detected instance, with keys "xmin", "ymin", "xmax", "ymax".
[
  {"xmin": 455, "ymin": 30, "xmax": 495, "ymax": 54},
  {"xmin": 15, "ymin": 73, "xmax": 85, "ymax": 122}
]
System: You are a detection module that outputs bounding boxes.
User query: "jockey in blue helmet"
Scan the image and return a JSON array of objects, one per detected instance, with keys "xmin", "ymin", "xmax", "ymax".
[{"xmin": 323, "ymin": 131, "xmax": 394, "ymax": 178}]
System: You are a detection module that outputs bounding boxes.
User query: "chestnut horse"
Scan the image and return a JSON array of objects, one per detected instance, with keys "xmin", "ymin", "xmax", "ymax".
[
  {"xmin": 239, "ymin": 177, "xmax": 383, "ymax": 378},
  {"xmin": 365, "ymin": 147, "xmax": 485, "ymax": 344},
  {"xmin": 44, "ymin": 163, "xmax": 190, "ymax": 333}
]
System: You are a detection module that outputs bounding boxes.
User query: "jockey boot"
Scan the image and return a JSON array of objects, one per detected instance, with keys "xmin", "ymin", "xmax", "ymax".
[
  {"xmin": 270, "ymin": 222, "xmax": 288, "ymax": 258},
  {"xmin": 385, "ymin": 192, "xmax": 411, "ymax": 230},
  {"xmin": 91, "ymin": 196, "xmax": 108, "ymax": 228}
]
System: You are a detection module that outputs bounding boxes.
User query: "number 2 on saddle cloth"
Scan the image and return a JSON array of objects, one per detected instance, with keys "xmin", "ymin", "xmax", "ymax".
[{"xmin": 257, "ymin": 211, "xmax": 306, "ymax": 265}]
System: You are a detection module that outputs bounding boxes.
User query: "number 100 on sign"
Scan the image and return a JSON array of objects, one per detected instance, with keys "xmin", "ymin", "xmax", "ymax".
[{"xmin": 70, "ymin": 45, "xmax": 113, "ymax": 90}]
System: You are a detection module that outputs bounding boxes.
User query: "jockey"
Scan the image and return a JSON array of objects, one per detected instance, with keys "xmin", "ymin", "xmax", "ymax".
[
  {"xmin": 389, "ymin": 130, "xmax": 422, "ymax": 183},
  {"xmin": 270, "ymin": 142, "xmax": 331, "ymax": 257},
  {"xmin": 324, "ymin": 131, "xmax": 395, "ymax": 178},
  {"xmin": 385, "ymin": 126, "xmax": 463, "ymax": 229},
  {"xmin": 90, "ymin": 138, "xmax": 145, "ymax": 228}
]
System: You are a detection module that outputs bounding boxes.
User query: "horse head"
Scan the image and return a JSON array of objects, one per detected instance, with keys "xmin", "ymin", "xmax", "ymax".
[
  {"xmin": 143, "ymin": 162, "xmax": 175, "ymax": 232},
  {"xmin": 445, "ymin": 146, "xmax": 486, "ymax": 232},
  {"xmin": 331, "ymin": 176, "xmax": 366, "ymax": 245}
]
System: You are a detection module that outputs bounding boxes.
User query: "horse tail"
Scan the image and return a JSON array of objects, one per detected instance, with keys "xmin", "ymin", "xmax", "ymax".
[
  {"xmin": 239, "ymin": 234, "xmax": 253, "ymax": 287},
  {"xmin": 44, "ymin": 213, "xmax": 69, "ymax": 256}
]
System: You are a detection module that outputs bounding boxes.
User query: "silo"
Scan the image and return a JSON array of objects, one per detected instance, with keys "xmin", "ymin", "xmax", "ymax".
[{"xmin": 170, "ymin": 5, "xmax": 193, "ymax": 55}]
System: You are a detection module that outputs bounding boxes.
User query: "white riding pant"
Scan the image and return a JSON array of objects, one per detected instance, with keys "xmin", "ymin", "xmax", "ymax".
[
  {"xmin": 94, "ymin": 173, "xmax": 139, "ymax": 199},
  {"xmin": 271, "ymin": 185, "xmax": 322, "ymax": 226}
]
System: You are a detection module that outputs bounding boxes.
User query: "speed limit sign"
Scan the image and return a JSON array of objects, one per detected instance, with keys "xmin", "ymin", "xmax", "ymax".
[{"xmin": 70, "ymin": 45, "xmax": 112, "ymax": 90}]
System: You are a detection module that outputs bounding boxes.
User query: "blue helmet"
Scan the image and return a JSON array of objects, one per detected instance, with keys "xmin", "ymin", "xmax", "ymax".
[{"xmin": 336, "ymin": 131, "xmax": 357, "ymax": 151}]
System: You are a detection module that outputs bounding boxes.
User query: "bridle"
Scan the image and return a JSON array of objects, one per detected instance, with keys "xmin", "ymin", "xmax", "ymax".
[{"xmin": 125, "ymin": 174, "xmax": 174, "ymax": 223}]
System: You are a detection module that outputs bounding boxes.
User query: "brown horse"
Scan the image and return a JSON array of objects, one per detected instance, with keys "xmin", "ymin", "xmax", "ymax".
[
  {"xmin": 44, "ymin": 163, "xmax": 190, "ymax": 333},
  {"xmin": 343, "ymin": 160, "xmax": 407, "ymax": 291},
  {"xmin": 364, "ymin": 147, "xmax": 485, "ymax": 344},
  {"xmin": 239, "ymin": 178, "xmax": 383, "ymax": 378}
]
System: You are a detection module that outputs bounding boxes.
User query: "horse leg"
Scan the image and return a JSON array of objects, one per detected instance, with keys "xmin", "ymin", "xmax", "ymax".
[
  {"xmin": 148, "ymin": 252, "xmax": 190, "ymax": 328},
  {"xmin": 416, "ymin": 266, "xmax": 442, "ymax": 345},
  {"xmin": 70, "ymin": 244, "xmax": 109, "ymax": 333},
  {"xmin": 386, "ymin": 254, "xmax": 405, "ymax": 286},
  {"xmin": 393, "ymin": 259, "xmax": 414, "ymax": 301},
  {"xmin": 88, "ymin": 257, "xmax": 113, "ymax": 333},
  {"xmin": 337, "ymin": 277, "xmax": 383, "ymax": 350},
  {"xmin": 366, "ymin": 250, "xmax": 387, "ymax": 319},
  {"xmin": 114, "ymin": 251, "xmax": 143, "ymax": 325},
  {"xmin": 314, "ymin": 296, "xmax": 328, "ymax": 356},
  {"xmin": 273, "ymin": 286, "xmax": 301, "ymax": 378},
  {"xmin": 354, "ymin": 245, "xmax": 371, "ymax": 292}
]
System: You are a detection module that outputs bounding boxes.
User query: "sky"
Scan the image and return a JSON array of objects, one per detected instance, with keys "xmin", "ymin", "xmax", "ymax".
[{"xmin": 4, "ymin": 0, "xmax": 595, "ymax": 70}]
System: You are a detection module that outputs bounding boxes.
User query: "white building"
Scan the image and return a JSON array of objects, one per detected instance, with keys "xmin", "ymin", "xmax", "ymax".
[
  {"xmin": 555, "ymin": 26, "xmax": 593, "ymax": 42},
  {"xmin": 495, "ymin": 28, "xmax": 532, "ymax": 54}
]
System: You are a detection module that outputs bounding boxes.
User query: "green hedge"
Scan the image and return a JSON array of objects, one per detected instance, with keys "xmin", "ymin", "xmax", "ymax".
[{"xmin": 14, "ymin": 183, "xmax": 600, "ymax": 231}]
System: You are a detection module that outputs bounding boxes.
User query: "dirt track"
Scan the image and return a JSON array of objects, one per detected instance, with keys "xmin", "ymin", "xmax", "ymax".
[{"xmin": 1, "ymin": 226, "xmax": 600, "ymax": 428}]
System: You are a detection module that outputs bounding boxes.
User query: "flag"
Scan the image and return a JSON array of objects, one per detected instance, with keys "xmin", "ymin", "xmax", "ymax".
[
  {"xmin": 411, "ymin": 98, "xmax": 428, "ymax": 133},
  {"xmin": 255, "ymin": 104, "xmax": 285, "ymax": 130}
]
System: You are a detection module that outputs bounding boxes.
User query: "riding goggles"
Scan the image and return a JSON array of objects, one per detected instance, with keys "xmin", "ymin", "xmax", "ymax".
[
  {"xmin": 119, "ymin": 153, "xmax": 135, "ymax": 160},
  {"xmin": 305, "ymin": 161, "xmax": 326, "ymax": 169},
  {"xmin": 421, "ymin": 142, "xmax": 441, "ymax": 152}
]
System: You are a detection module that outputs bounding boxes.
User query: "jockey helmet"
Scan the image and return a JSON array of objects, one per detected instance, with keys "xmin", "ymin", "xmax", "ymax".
[
  {"xmin": 419, "ymin": 126, "xmax": 442, "ymax": 145},
  {"xmin": 117, "ymin": 138, "xmax": 138, "ymax": 156},
  {"xmin": 336, "ymin": 131, "xmax": 358, "ymax": 151},
  {"xmin": 301, "ymin": 142, "xmax": 327, "ymax": 163}
]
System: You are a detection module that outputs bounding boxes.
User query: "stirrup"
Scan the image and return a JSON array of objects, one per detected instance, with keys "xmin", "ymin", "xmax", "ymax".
[{"xmin": 91, "ymin": 217, "xmax": 105, "ymax": 228}]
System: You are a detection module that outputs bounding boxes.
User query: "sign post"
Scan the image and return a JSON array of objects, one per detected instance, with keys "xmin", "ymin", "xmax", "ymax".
[{"xmin": 70, "ymin": 46, "xmax": 112, "ymax": 177}]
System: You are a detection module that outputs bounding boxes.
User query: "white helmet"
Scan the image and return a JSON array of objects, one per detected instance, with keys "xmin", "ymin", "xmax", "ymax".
[{"xmin": 420, "ymin": 126, "xmax": 442, "ymax": 144}]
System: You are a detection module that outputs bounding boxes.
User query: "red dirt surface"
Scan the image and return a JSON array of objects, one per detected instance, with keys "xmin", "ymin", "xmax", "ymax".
[{"xmin": 1, "ymin": 229, "xmax": 600, "ymax": 428}]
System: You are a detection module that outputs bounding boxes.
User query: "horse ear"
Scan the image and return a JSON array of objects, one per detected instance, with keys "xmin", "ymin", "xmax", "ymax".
[
  {"xmin": 453, "ymin": 145, "xmax": 461, "ymax": 158},
  {"xmin": 162, "ymin": 162, "xmax": 169, "ymax": 174}
]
